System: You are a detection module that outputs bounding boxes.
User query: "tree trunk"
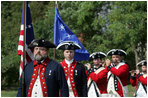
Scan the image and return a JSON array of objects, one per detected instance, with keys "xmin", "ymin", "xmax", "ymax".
[
  {"xmin": 133, "ymin": 46, "xmax": 138, "ymax": 70},
  {"xmin": 145, "ymin": 43, "xmax": 147, "ymax": 59}
]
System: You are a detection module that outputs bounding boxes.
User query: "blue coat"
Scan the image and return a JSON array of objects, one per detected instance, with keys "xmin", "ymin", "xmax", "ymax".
[
  {"xmin": 17, "ymin": 59, "xmax": 69, "ymax": 97},
  {"xmin": 61, "ymin": 59, "xmax": 88, "ymax": 97}
]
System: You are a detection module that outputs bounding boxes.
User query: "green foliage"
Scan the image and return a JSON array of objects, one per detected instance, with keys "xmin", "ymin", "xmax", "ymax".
[
  {"xmin": 103, "ymin": 1, "xmax": 147, "ymax": 66},
  {"xmin": 1, "ymin": 1, "xmax": 23, "ymax": 89}
]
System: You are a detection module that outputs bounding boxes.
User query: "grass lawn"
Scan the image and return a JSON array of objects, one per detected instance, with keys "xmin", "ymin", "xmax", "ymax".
[
  {"xmin": 128, "ymin": 84, "xmax": 136, "ymax": 97},
  {"xmin": 1, "ymin": 90, "xmax": 17, "ymax": 97},
  {"xmin": 1, "ymin": 85, "xmax": 136, "ymax": 97}
]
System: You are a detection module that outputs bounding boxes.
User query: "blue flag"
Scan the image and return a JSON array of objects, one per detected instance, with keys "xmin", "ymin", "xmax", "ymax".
[
  {"xmin": 25, "ymin": 2, "xmax": 35, "ymax": 45},
  {"xmin": 54, "ymin": 7, "xmax": 89, "ymax": 61}
]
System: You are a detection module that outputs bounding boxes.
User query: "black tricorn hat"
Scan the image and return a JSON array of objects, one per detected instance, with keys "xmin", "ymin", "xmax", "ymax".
[
  {"xmin": 107, "ymin": 49, "xmax": 126, "ymax": 56},
  {"xmin": 137, "ymin": 60, "xmax": 147, "ymax": 67},
  {"xmin": 89, "ymin": 52, "xmax": 106, "ymax": 60},
  {"xmin": 28, "ymin": 39, "xmax": 56, "ymax": 49},
  {"xmin": 56, "ymin": 41, "xmax": 81, "ymax": 50}
]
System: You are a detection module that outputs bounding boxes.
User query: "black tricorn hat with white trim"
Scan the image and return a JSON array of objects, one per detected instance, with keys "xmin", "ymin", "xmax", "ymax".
[
  {"xmin": 28, "ymin": 39, "xmax": 56, "ymax": 49},
  {"xmin": 56, "ymin": 41, "xmax": 81, "ymax": 50},
  {"xmin": 137, "ymin": 60, "xmax": 147, "ymax": 67},
  {"xmin": 107, "ymin": 49, "xmax": 127, "ymax": 56},
  {"xmin": 89, "ymin": 52, "xmax": 106, "ymax": 60}
]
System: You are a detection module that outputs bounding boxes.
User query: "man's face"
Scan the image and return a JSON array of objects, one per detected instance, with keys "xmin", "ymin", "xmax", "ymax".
[
  {"xmin": 93, "ymin": 58, "xmax": 102, "ymax": 66},
  {"xmin": 64, "ymin": 50, "xmax": 74, "ymax": 61},
  {"xmin": 34, "ymin": 47, "xmax": 48, "ymax": 62},
  {"xmin": 112, "ymin": 55, "xmax": 122, "ymax": 65},
  {"xmin": 141, "ymin": 65, "xmax": 147, "ymax": 73}
]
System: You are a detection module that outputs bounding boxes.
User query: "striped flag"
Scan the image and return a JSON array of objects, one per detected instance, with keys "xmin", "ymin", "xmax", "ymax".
[{"xmin": 17, "ymin": 2, "xmax": 35, "ymax": 80}]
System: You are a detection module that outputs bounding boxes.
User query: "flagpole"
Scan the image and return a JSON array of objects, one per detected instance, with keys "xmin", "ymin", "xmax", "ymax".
[
  {"xmin": 53, "ymin": 48, "xmax": 56, "ymax": 60},
  {"xmin": 55, "ymin": 1, "xmax": 58, "ymax": 8},
  {"xmin": 22, "ymin": 1, "xmax": 26, "ymax": 97},
  {"xmin": 53, "ymin": 1, "xmax": 58, "ymax": 60}
]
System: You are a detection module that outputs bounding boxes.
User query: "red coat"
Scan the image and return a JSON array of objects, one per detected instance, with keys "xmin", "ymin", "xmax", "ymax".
[
  {"xmin": 106, "ymin": 63, "xmax": 129, "ymax": 97},
  {"xmin": 130, "ymin": 74, "xmax": 147, "ymax": 88},
  {"xmin": 87, "ymin": 68, "xmax": 108, "ymax": 94},
  {"xmin": 107, "ymin": 64, "xmax": 129, "ymax": 86}
]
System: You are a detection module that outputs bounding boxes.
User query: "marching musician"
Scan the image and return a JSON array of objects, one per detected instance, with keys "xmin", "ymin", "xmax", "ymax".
[
  {"xmin": 130, "ymin": 60, "xmax": 147, "ymax": 97},
  {"xmin": 86, "ymin": 52, "xmax": 108, "ymax": 97},
  {"xmin": 105, "ymin": 49, "xmax": 129, "ymax": 97}
]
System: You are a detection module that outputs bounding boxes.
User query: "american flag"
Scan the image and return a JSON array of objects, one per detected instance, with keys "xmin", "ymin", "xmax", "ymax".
[{"xmin": 17, "ymin": 2, "xmax": 35, "ymax": 80}]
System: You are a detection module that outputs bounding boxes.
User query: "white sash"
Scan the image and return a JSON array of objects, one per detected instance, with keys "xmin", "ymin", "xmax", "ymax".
[
  {"xmin": 136, "ymin": 73, "xmax": 147, "ymax": 97},
  {"xmin": 107, "ymin": 62, "xmax": 128, "ymax": 97},
  {"xmin": 87, "ymin": 67, "xmax": 105, "ymax": 97}
]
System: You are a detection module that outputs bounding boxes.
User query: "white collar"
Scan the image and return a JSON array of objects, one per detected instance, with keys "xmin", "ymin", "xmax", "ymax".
[
  {"xmin": 94, "ymin": 65, "xmax": 101, "ymax": 68},
  {"xmin": 65, "ymin": 59, "xmax": 74, "ymax": 65},
  {"xmin": 141, "ymin": 72, "xmax": 147, "ymax": 76}
]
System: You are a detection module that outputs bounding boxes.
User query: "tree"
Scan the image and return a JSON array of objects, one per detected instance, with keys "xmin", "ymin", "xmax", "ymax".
[{"xmin": 98, "ymin": 1, "xmax": 147, "ymax": 69}]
